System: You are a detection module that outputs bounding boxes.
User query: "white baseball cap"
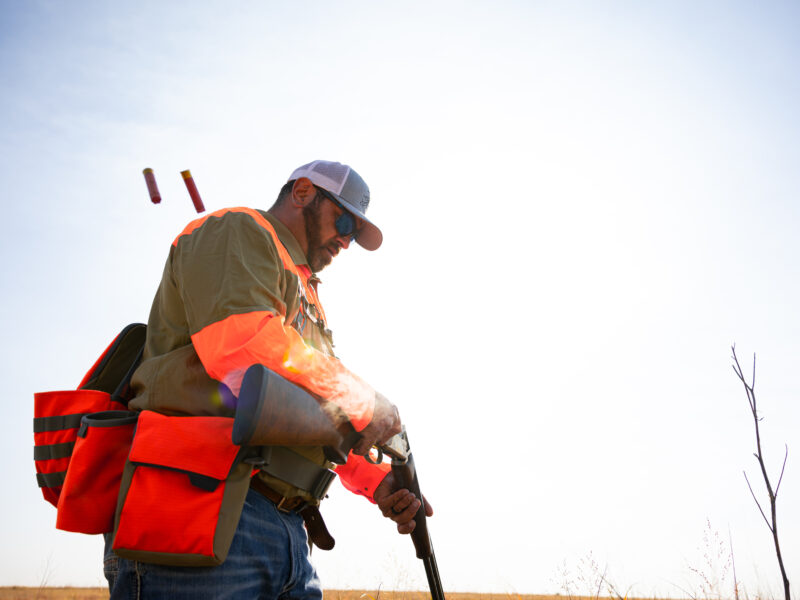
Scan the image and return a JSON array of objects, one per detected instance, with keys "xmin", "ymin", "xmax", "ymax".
[{"xmin": 287, "ymin": 160, "xmax": 383, "ymax": 251}]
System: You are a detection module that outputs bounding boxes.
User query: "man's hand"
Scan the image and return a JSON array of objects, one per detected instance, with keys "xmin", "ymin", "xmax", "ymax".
[
  {"xmin": 351, "ymin": 391, "xmax": 401, "ymax": 455},
  {"xmin": 373, "ymin": 471, "xmax": 434, "ymax": 535}
]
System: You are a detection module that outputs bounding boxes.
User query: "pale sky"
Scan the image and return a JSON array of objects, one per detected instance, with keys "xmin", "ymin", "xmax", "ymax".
[{"xmin": 2, "ymin": 0, "xmax": 799, "ymax": 596}]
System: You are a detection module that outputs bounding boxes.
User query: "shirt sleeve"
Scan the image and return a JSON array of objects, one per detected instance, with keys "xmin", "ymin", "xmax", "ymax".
[
  {"xmin": 335, "ymin": 452, "xmax": 391, "ymax": 503},
  {"xmin": 173, "ymin": 210, "xmax": 376, "ymax": 431}
]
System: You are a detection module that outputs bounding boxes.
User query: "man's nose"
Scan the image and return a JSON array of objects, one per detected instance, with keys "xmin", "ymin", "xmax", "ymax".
[{"xmin": 337, "ymin": 235, "xmax": 351, "ymax": 250}]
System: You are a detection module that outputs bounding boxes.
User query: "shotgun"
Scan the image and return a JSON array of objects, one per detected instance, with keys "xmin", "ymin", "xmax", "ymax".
[
  {"xmin": 233, "ymin": 364, "xmax": 445, "ymax": 599},
  {"xmin": 371, "ymin": 429, "xmax": 445, "ymax": 600}
]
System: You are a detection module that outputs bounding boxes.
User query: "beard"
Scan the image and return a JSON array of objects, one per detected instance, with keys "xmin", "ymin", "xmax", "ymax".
[{"xmin": 303, "ymin": 198, "xmax": 334, "ymax": 272}]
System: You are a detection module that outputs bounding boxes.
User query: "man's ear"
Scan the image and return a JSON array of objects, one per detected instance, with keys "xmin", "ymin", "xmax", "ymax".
[{"xmin": 291, "ymin": 177, "xmax": 316, "ymax": 207}]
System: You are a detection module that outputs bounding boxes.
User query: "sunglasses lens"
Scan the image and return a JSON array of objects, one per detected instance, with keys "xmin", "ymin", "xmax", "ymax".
[
  {"xmin": 335, "ymin": 212, "xmax": 356, "ymax": 239},
  {"xmin": 317, "ymin": 186, "xmax": 357, "ymax": 241}
]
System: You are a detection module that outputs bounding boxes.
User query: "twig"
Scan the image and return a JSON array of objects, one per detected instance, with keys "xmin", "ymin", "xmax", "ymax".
[
  {"xmin": 731, "ymin": 345, "xmax": 791, "ymax": 600},
  {"xmin": 775, "ymin": 444, "xmax": 788, "ymax": 496},
  {"xmin": 743, "ymin": 471, "xmax": 773, "ymax": 531}
]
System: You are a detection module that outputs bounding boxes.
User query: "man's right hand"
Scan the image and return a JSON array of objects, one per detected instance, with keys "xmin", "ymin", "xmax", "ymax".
[{"xmin": 351, "ymin": 391, "xmax": 401, "ymax": 456}]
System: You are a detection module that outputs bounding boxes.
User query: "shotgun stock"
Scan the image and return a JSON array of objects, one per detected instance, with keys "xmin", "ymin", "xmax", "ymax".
[{"xmin": 232, "ymin": 364, "xmax": 358, "ymax": 464}]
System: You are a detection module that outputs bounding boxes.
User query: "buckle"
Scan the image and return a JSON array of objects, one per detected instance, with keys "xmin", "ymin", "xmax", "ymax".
[
  {"xmin": 275, "ymin": 495, "xmax": 308, "ymax": 513},
  {"xmin": 275, "ymin": 496, "xmax": 292, "ymax": 513},
  {"xmin": 250, "ymin": 477, "xmax": 306, "ymax": 512}
]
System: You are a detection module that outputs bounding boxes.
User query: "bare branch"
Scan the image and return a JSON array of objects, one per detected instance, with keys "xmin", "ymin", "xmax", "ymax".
[
  {"xmin": 775, "ymin": 444, "xmax": 788, "ymax": 497},
  {"xmin": 743, "ymin": 471, "xmax": 773, "ymax": 532},
  {"xmin": 731, "ymin": 346, "xmax": 745, "ymax": 382},
  {"xmin": 732, "ymin": 345, "xmax": 791, "ymax": 600},
  {"xmin": 731, "ymin": 346, "xmax": 757, "ymax": 412}
]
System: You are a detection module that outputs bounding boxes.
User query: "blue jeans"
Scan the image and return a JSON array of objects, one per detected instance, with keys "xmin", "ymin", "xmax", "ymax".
[{"xmin": 104, "ymin": 488, "xmax": 323, "ymax": 600}]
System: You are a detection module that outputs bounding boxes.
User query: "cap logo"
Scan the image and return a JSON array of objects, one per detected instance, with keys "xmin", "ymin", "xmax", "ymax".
[{"xmin": 360, "ymin": 193, "xmax": 370, "ymax": 211}]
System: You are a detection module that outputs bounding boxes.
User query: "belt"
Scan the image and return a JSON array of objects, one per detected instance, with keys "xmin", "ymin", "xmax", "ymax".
[
  {"xmin": 249, "ymin": 477, "xmax": 336, "ymax": 550},
  {"xmin": 249, "ymin": 476, "xmax": 308, "ymax": 512}
]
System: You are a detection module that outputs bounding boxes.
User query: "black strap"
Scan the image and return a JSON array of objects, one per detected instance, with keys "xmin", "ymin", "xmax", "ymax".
[
  {"xmin": 36, "ymin": 471, "xmax": 66, "ymax": 488},
  {"xmin": 111, "ymin": 346, "xmax": 144, "ymax": 404},
  {"xmin": 33, "ymin": 414, "xmax": 84, "ymax": 433},
  {"xmin": 33, "ymin": 442, "xmax": 75, "ymax": 461}
]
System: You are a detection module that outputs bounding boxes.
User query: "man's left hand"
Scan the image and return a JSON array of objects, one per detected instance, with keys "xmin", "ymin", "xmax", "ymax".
[{"xmin": 373, "ymin": 471, "xmax": 434, "ymax": 535}]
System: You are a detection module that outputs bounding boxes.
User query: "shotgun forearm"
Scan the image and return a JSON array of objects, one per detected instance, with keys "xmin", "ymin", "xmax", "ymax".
[{"xmin": 391, "ymin": 453, "xmax": 432, "ymax": 559}]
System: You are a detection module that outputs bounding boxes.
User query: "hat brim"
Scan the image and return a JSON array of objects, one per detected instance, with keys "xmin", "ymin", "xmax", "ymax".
[{"xmin": 334, "ymin": 194, "xmax": 383, "ymax": 251}]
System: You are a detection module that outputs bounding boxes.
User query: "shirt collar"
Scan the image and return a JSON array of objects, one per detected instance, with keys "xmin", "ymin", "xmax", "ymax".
[{"xmin": 261, "ymin": 211, "xmax": 310, "ymax": 269}]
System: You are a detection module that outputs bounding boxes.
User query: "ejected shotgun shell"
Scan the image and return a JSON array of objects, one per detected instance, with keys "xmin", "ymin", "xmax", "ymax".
[
  {"xmin": 142, "ymin": 168, "xmax": 161, "ymax": 204},
  {"xmin": 180, "ymin": 169, "xmax": 206, "ymax": 213}
]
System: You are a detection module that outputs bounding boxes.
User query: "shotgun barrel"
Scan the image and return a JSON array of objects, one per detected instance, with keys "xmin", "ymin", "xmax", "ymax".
[{"xmin": 390, "ymin": 439, "xmax": 445, "ymax": 600}]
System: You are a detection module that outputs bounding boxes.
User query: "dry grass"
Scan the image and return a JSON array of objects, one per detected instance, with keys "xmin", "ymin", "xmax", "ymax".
[
  {"xmin": 0, "ymin": 591, "xmax": 678, "ymax": 600},
  {"xmin": 325, "ymin": 594, "xmax": 563, "ymax": 600},
  {"xmin": 0, "ymin": 589, "xmax": 108, "ymax": 600},
  {"xmin": 323, "ymin": 593, "xmax": 663, "ymax": 600}
]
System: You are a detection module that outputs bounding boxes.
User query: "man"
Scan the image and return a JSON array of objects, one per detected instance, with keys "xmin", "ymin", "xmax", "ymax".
[{"xmin": 104, "ymin": 160, "xmax": 432, "ymax": 599}]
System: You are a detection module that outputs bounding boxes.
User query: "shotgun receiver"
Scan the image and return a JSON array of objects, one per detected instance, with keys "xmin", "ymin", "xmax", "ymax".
[{"xmin": 233, "ymin": 364, "xmax": 444, "ymax": 599}]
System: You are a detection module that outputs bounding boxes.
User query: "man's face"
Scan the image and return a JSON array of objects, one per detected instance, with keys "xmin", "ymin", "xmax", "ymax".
[{"xmin": 303, "ymin": 192, "xmax": 354, "ymax": 272}]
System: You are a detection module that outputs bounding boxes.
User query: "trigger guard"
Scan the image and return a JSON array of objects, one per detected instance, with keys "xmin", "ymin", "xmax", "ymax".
[{"xmin": 365, "ymin": 447, "xmax": 383, "ymax": 465}]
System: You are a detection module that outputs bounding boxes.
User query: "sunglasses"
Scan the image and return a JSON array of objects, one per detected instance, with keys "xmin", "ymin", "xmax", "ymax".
[{"xmin": 315, "ymin": 186, "xmax": 358, "ymax": 241}]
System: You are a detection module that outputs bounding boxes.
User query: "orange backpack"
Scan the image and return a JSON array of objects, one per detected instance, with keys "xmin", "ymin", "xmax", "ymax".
[{"xmin": 33, "ymin": 324, "xmax": 145, "ymax": 531}]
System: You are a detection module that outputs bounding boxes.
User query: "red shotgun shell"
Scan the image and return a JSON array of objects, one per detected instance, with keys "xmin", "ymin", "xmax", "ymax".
[
  {"xmin": 181, "ymin": 169, "xmax": 206, "ymax": 213},
  {"xmin": 143, "ymin": 168, "xmax": 161, "ymax": 204}
]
